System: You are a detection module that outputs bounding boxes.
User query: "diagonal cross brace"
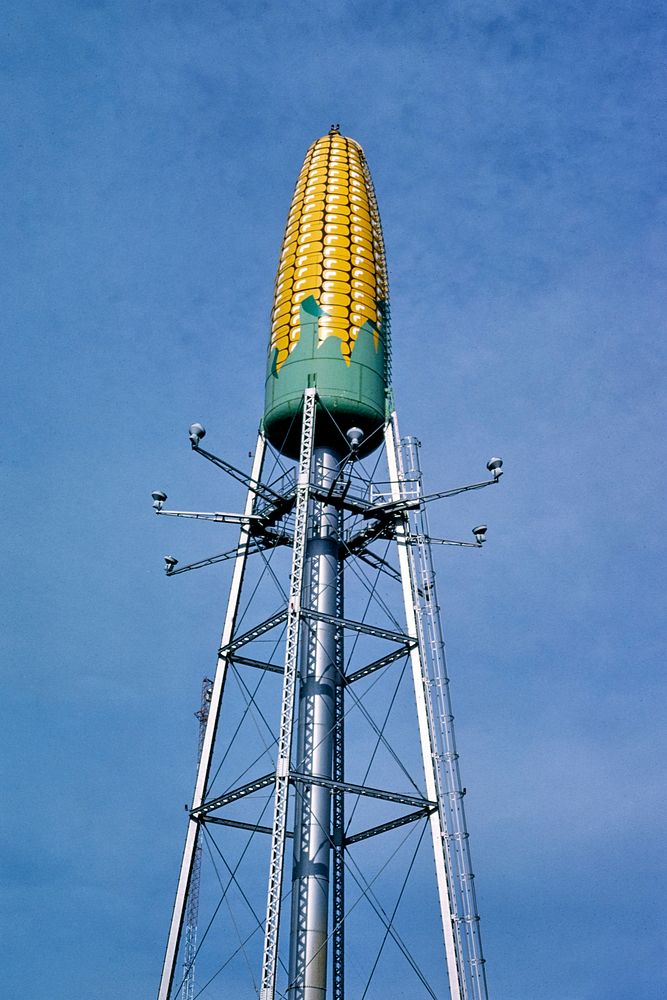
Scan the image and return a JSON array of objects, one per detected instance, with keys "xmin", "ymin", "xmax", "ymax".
[
  {"xmin": 195, "ymin": 773, "xmax": 275, "ymax": 815},
  {"xmin": 301, "ymin": 608, "xmax": 414, "ymax": 647},
  {"xmin": 219, "ymin": 609, "xmax": 288, "ymax": 656},
  {"xmin": 290, "ymin": 772, "xmax": 435, "ymax": 811},
  {"xmin": 345, "ymin": 806, "xmax": 434, "ymax": 846},
  {"xmin": 345, "ymin": 644, "xmax": 415, "ymax": 685}
]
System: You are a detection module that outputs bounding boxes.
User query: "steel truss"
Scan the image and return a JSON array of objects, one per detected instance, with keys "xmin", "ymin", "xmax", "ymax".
[{"xmin": 156, "ymin": 392, "xmax": 491, "ymax": 1000}]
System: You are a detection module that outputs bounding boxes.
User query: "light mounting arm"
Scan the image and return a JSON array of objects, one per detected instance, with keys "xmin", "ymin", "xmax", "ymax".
[
  {"xmin": 154, "ymin": 508, "xmax": 264, "ymax": 525},
  {"xmin": 192, "ymin": 442, "xmax": 283, "ymax": 505}
]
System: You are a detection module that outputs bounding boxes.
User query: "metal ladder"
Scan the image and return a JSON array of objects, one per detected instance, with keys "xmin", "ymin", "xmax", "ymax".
[{"xmin": 397, "ymin": 434, "xmax": 489, "ymax": 1000}]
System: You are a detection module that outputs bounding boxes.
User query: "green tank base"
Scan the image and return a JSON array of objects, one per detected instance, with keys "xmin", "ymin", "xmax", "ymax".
[{"xmin": 263, "ymin": 296, "xmax": 389, "ymax": 460}]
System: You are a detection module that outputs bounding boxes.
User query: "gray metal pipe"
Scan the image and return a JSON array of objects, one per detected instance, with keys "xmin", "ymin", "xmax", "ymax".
[{"xmin": 288, "ymin": 447, "xmax": 342, "ymax": 1000}]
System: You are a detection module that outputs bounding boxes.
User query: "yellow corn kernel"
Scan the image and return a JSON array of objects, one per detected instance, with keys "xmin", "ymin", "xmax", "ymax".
[
  {"xmin": 351, "ymin": 234, "xmax": 373, "ymax": 253},
  {"xmin": 323, "ymin": 268, "xmax": 350, "ymax": 282},
  {"xmin": 351, "ymin": 302, "xmax": 376, "ymax": 322},
  {"xmin": 296, "ymin": 239, "xmax": 323, "ymax": 256},
  {"xmin": 275, "ymin": 264, "xmax": 295, "ymax": 285},
  {"xmin": 323, "ymin": 234, "xmax": 350, "ymax": 248},
  {"xmin": 295, "ymin": 264, "xmax": 322, "ymax": 281},
  {"xmin": 303, "ymin": 194, "xmax": 326, "ymax": 210},
  {"xmin": 319, "ymin": 317, "xmax": 349, "ymax": 331},
  {"xmin": 295, "ymin": 252, "xmax": 322, "ymax": 268},
  {"xmin": 351, "ymin": 251, "xmax": 373, "ymax": 267},
  {"xmin": 322, "ymin": 280, "xmax": 351, "ymax": 296},
  {"xmin": 274, "ymin": 288, "xmax": 293, "ymax": 309},
  {"xmin": 294, "ymin": 277, "xmax": 320, "ymax": 294},
  {"xmin": 323, "ymin": 245, "xmax": 351, "ymax": 260},
  {"xmin": 273, "ymin": 300, "xmax": 291, "ymax": 321},
  {"xmin": 324, "ymin": 223, "xmax": 349, "ymax": 236},
  {"xmin": 320, "ymin": 291, "xmax": 351, "ymax": 307},
  {"xmin": 352, "ymin": 265, "xmax": 375, "ymax": 281},
  {"xmin": 351, "ymin": 288, "xmax": 375, "ymax": 307},
  {"xmin": 325, "ymin": 212, "xmax": 350, "ymax": 226},
  {"xmin": 320, "ymin": 303, "xmax": 349, "ymax": 318},
  {"xmin": 350, "ymin": 206, "xmax": 371, "ymax": 223}
]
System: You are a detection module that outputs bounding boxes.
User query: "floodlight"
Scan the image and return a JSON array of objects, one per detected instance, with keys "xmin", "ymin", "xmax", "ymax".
[
  {"xmin": 164, "ymin": 555, "xmax": 179, "ymax": 574},
  {"xmin": 486, "ymin": 457, "xmax": 503, "ymax": 480},
  {"xmin": 189, "ymin": 423, "xmax": 206, "ymax": 447},
  {"xmin": 152, "ymin": 490, "xmax": 167, "ymax": 511},
  {"xmin": 472, "ymin": 524, "xmax": 487, "ymax": 544},
  {"xmin": 346, "ymin": 426, "xmax": 364, "ymax": 452}
]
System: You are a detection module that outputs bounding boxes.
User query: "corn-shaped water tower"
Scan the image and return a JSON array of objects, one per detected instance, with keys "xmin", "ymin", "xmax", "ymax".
[{"xmin": 154, "ymin": 127, "xmax": 502, "ymax": 1000}]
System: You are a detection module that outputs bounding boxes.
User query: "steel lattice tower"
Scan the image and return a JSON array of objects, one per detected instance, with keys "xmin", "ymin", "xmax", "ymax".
[{"xmin": 153, "ymin": 128, "xmax": 503, "ymax": 1000}]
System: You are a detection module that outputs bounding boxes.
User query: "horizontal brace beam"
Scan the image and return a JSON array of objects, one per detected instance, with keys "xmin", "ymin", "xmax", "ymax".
[
  {"xmin": 203, "ymin": 816, "xmax": 293, "ymax": 838},
  {"xmin": 301, "ymin": 609, "xmax": 414, "ymax": 647},
  {"xmin": 220, "ymin": 609, "xmax": 288, "ymax": 655},
  {"xmin": 345, "ymin": 807, "xmax": 433, "ymax": 846},
  {"xmin": 196, "ymin": 772, "xmax": 275, "ymax": 815},
  {"xmin": 345, "ymin": 644, "xmax": 415, "ymax": 685},
  {"xmin": 290, "ymin": 772, "xmax": 434, "ymax": 811},
  {"xmin": 231, "ymin": 655, "xmax": 284, "ymax": 675}
]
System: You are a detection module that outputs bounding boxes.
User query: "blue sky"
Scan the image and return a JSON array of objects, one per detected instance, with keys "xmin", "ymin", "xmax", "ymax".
[{"xmin": 2, "ymin": 2, "xmax": 665, "ymax": 997}]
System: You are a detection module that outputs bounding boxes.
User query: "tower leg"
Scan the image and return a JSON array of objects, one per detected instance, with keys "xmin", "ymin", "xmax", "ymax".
[
  {"xmin": 261, "ymin": 390, "xmax": 317, "ymax": 1000},
  {"xmin": 331, "ymin": 553, "xmax": 345, "ymax": 1000},
  {"xmin": 157, "ymin": 433, "xmax": 266, "ymax": 1000},
  {"xmin": 288, "ymin": 446, "xmax": 343, "ymax": 999},
  {"xmin": 385, "ymin": 415, "xmax": 465, "ymax": 1000}
]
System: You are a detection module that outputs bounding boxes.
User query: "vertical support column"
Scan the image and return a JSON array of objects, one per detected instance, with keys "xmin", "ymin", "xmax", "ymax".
[
  {"xmin": 384, "ymin": 415, "xmax": 465, "ymax": 1000},
  {"xmin": 331, "ymin": 539, "xmax": 345, "ymax": 1000},
  {"xmin": 288, "ymin": 445, "xmax": 342, "ymax": 1000},
  {"xmin": 181, "ymin": 678, "xmax": 212, "ymax": 1000},
  {"xmin": 157, "ymin": 433, "xmax": 267, "ymax": 1000},
  {"xmin": 260, "ymin": 390, "xmax": 317, "ymax": 1000}
]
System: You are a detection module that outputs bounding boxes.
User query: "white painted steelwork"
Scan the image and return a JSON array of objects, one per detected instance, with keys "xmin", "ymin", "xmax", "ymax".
[
  {"xmin": 181, "ymin": 677, "xmax": 212, "ymax": 1000},
  {"xmin": 386, "ymin": 416, "xmax": 489, "ymax": 1000},
  {"xmin": 155, "ymin": 401, "xmax": 496, "ymax": 1000},
  {"xmin": 260, "ymin": 389, "xmax": 317, "ymax": 1000},
  {"xmin": 157, "ymin": 433, "xmax": 266, "ymax": 1000},
  {"xmin": 384, "ymin": 414, "xmax": 465, "ymax": 1000}
]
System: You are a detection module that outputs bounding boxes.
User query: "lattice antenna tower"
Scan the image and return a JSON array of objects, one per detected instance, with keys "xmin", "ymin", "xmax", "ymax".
[{"xmin": 151, "ymin": 129, "xmax": 504, "ymax": 1000}]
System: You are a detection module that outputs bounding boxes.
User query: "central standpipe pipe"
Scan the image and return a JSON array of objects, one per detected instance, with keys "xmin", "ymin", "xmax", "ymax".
[{"xmin": 288, "ymin": 446, "xmax": 342, "ymax": 1000}]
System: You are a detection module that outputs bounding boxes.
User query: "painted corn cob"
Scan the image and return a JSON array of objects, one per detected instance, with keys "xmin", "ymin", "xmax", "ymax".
[{"xmin": 263, "ymin": 128, "xmax": 391, "ymax": 458}]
